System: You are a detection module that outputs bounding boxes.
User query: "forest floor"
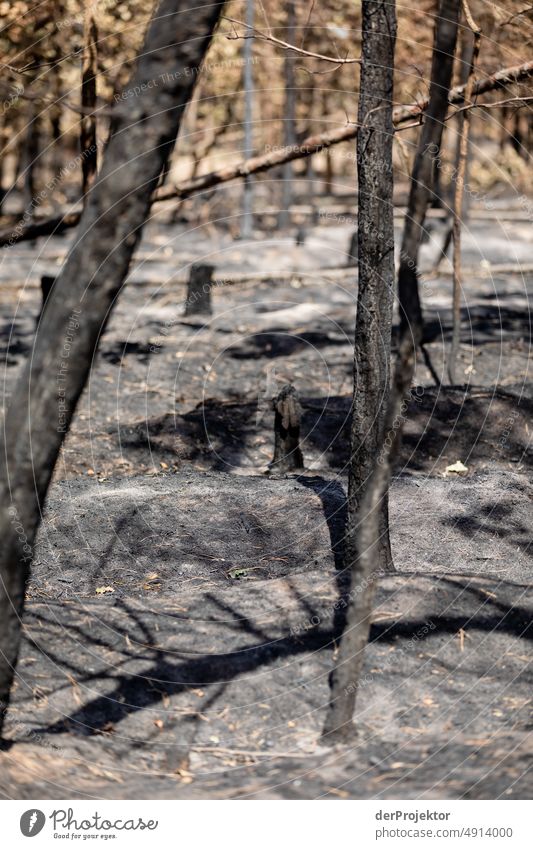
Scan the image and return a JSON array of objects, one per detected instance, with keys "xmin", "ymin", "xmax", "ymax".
[{"xmin": 0, "ymin": 196, "xmax": 531, "ymax": 799}]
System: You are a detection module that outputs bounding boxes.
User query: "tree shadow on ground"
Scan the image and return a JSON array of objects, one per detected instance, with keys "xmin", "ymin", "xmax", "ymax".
[
  {"xmin": 229, "ymin": 329, "xmax": 351, "ymax": 360},
  {"xmin": 112, "ymin": 385, "xmax": 532, "ymax": 475},
  {"xmin": 442, "ymin": 491, "xmax": 532, "ymax": 559},
  {"xmin": 17, "ymin": 576, "xmax": 530, "ymax": 740}
]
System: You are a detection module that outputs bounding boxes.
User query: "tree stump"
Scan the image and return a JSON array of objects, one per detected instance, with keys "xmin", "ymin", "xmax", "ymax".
[
  {"xmin": 269, "ymin": 384, "xmax": 304, "ymax": 473},
  {"xmin": 295, "ymin": 227, "xmax": 306, "ymax": 246},
  {"xmin": 346, "ymin": 229, "xmax": 358, "ymax": 266},
  {"xmin": 184, "ymin": 262, "xmax": 214, "ymax": 316}
]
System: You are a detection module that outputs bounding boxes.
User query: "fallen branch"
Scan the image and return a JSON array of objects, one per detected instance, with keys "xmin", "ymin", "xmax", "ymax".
[
  {"xmin": 0, "ymin": 210, "xmax": 83, "ymax": 247},
  {"xmin": 1, "ymin": 58, "xmax": 532, "ymax": 249}
]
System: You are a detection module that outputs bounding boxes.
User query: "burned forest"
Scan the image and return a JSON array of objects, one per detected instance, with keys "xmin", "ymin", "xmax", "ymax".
[{"xmin": 0, "ymin": 0, "xmax": 532, "ymax": 809}]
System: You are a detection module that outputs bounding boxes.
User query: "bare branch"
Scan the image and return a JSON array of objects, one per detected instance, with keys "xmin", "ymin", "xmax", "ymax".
[
  {"xmin": 448, "ymin": 94, "xmax": 533, "ymax": 117},
  {"xmin": 222, "ymin": 15, "xmax": 360, "ymax": 64},
  {"xmin": 1, "ymin": 59, "xmax": 532, "ymax": 249},
  {"xmin": 498, "ymin": 5, "xmax": 533, "ymax": 28}
]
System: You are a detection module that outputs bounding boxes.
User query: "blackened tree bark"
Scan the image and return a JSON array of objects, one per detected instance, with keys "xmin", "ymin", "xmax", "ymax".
[
  {"xmin": 347, "ymin": 0, "xmax": 398, "ymax": 576},
  {"xmin": 81, "ymin": 4, "xmax": 99, "ymax": 197},
  {"xmin": 0, "ymin": 0, "xmax": 223, "ymax": 735},
  {"xmin": 398, "ymin": 0, "xmax": 461, "ymax": 346},
  {"xmin": 323, "ymin": 0, "xmax": 462, "ymax": 745},
  {"xmin": 322, "ymin": 0, "xmax": 397, "ymax": 742}
]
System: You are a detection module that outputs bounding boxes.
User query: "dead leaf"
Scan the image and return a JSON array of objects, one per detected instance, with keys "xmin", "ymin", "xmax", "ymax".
[
  {"xmin": 326, "ymin": 787, "xmax": 349, "ymax": 798},
  {"xmin": 175, "ymin": 769, "xmax": 193, "ymax": 784},
  {"xmin": 95, "ymin": 586, "xmax": 115, "ymax": 594},
  {"xmin": 445, "ymin": 460, "xmax": 468, "ymax": 475}
]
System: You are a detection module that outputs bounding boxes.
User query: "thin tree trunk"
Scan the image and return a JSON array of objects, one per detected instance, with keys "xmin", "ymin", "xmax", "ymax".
[
  {"xmin": 81, "ymin": 4, "xmax": 99, "ymax": 198},
  {"xmin": 431, "ymin": 141, "xmax": 444, "ymax": 208},
  {"xmin": 449, "ymin": 1, "xmax": 481, "ymax": 384},
  {"xmin": 322, "ymin": 0, "xmax": 397, "ymax": 742},
  {"xmin": 499, "ymin": 102, "xmax": 508, "ymax": 151},
  {"xmin": 23, "ymin": 101, "xmax": 40, "ymax": 214},
  {"xmin": 398, "ymin": 0, "xmax": 461, "ymax": 345},
  {"xmin": 280, "ymin": 0, "xmax": 297, "ymax": 229},
  {"xmin": 0, "ymin": 0, "xmax": 222, "ymax": 735},
  {"xmin": 49, "ymin": 66, "xmax": 63, "ymax": 178},
  {"xmin": 510, "ymin": 110, "xmax": 524, "ymax": 155},
  {"xmin": 241, "ymin": 0, "xmax": 254, "ymax": 238},
  {"xmin": 49, "ymin": 0, "xmax": 64, "ymax": 180},
  {"xmin": 435, "ymin": 22, "xmax": 475, "ymax": 273},
  {"xmin": 323, "ymin": 0, "xmax": 461, "ymax": 745},
  {"xmin": 0, "ymin": 117, "xmax": 5, "ymax": 217}
]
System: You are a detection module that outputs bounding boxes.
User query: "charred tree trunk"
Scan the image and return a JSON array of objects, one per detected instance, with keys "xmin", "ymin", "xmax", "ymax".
[
  {"xmin": 0, "ymin": 119, "xmax": 5, "ymax": 217},
  {"xmin": 49, "ymin": 1, "xmax": 64, "ymax": 180},
  {"xmin": 241, "ymin": 0, "xmax": 254, "ymax": 238},
  {"xmin": 323, "ymin": 0, "xmax": 461, "ymax": 745},
  {"xmin": 510, "ymin": 110, "xmax": 529, "ymax": 159},
  {"xmin": 437, "ymin": 22, "xmax": 476, "ymax": 271},
  {"xmin": 431, "ymin": 143, "xmax": 443, "ymax": 208},
  {"xmin": 0, "ymin": 0, "xmax": 223, "ymax": 736},
  {"xmin": 280, "ymin": 0, "xmax": 297, "ymax": 229},
  {"xmin": 49, "ymin": 72, "xmax": 63, "ymax": 178},
  {"xmin": 322, "ymin": 0, "xmax": 397, "ymax": 742},
  {"xmin": 398, "ymin": 0, "xmax": 461, "ymax": 346},
  {"xmin": 81, "ymin": 5, "xmax": 99, "ymax": 197},
  {"xmin": 23, "ymin": 103, "xmax": 40, "ymax": 214}
]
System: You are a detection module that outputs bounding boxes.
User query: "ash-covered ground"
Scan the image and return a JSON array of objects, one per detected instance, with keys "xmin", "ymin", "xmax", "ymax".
[{"xmin": 0, "ymin": 201, "xmax": 531, "ymax": 799}]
